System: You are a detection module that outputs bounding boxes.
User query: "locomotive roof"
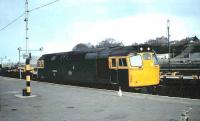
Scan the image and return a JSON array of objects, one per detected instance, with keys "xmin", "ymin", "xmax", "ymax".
[{"xmin": 39, "ymin": 45, "xmax": 152, "ymax": 60}]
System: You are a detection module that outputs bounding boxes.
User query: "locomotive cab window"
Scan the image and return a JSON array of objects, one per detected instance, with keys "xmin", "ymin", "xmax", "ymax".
[
  {"xmin": 130, "ymin": 55, "xmax": 142, "ymax": 67},
  {"xmin": 118, "ymin": 58, "xmax": 127, "ymax": 67},
  {"xmin": 111, "ymin": 58, "xmax": 117, "ymax": 67},
  {"xmin": 143, "ymin": 53, "xmax": 151, "ymax": 60}
]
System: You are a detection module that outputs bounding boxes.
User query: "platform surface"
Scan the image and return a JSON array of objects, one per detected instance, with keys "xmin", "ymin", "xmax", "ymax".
[{"xmin": 0, "ymin": 76, "xmax": 200, "ymax": 121}]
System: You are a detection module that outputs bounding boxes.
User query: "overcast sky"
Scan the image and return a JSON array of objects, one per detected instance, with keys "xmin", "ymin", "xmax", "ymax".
[{"xmin": 0, "ymin": 0, "xmax": 200, "ymax": 62}]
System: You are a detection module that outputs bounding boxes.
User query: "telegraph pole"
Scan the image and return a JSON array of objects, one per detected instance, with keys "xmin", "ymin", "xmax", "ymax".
[
  {"xmin": 25, "ymin": 0, "xmax": 29, "ymax": 55},
  {"xmin": 167, "ymin": 19, "xmax": 170, "ymax": 71},
  {"xmin": 23, "ymin": 0, "xmax": 32, "ymax": 96}
]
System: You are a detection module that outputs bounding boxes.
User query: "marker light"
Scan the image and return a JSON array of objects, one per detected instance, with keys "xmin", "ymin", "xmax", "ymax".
[{"xmin": 147, "ymin": 47, "xmax": 150, "ymax": 51}]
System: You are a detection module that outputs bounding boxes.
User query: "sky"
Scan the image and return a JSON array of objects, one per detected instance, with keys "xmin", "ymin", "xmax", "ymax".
[{"xmin": 0, "ymin": 0, "xmax": 200, "ymax": 63}]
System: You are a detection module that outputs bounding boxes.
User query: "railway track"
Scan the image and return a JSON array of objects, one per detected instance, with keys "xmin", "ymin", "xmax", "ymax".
[{"xmin": 1, "ymin": 70, "xmax": 200, "ymax": 99}]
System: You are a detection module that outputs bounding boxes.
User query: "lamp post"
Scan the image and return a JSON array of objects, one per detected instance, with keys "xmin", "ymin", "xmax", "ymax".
[
  {"xmin": 17, "ymin": 47, "xmax": 22, "ymax": 79},
  {"xmin": 167, "ymin": 19, "xmax": 170, "ymax": 71},
  {"xmin": 18, "ymin": 47, "xmax": 22, "ymax": 65},
  {"xmin": 173, "ymin": 48, "xmax": 175, "ymax": 58}
]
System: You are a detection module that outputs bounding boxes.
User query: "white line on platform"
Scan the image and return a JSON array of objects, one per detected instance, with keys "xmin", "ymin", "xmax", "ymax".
[{"xmin": 15, "ymin": 94, "xmax": 37, "ymax": 98}]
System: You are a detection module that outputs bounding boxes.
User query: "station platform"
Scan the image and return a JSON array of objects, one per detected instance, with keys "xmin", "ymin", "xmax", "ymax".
[{"xmin": 0, "ymin": 76, "xmax": 200, "ymax": 121}]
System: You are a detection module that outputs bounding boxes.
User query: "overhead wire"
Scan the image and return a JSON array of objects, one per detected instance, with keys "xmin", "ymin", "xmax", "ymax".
[
  {"xmin": 29, "ymin": 0, "xmax": 60, "ymax": 12},
  {"xmin": 0, "ymin": 13, "xmax": 24, "ymax": 32},
  {"xmin": 0, "ymin": 0, "xmax": 60, "ymax": 32}
]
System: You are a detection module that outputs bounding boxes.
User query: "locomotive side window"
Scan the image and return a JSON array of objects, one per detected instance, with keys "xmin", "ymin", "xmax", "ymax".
[
  {"xmin": 130, "ymin": 55, "xmax": 142, "ymax": 67},
  {"xmin": 37, "ymin": 60, "xmax": 44, "ymax": 68},
  {"xmin": 111, "ymin": 58, "xmax": 116, "ymax": 67},
  {"xmin": 119, "ymin": 58, "xmax": 127, "ymax": 67},
  {"xmin": 51, "ymin": 56, "xmax": 56, "ymax": 61},
  {"xmin": 41, "ymin": 60, "xmax": 44, "ymax": 68}
]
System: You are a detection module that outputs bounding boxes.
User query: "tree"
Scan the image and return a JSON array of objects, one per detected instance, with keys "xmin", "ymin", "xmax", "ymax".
[
  {"xmin": 132, "ymin": 42, "xmax": 138, "ymax": 46},
  {"xmin": 193, "ymin": 36, "xmax": 199, "ymax": 42},
  {"xmin": 72, "ymin": 43, "xmax": 89, "ymax": 51},
  {"xmin": 96, "ymin": 38, "xmax": 123, "ymax": 48},
  {"xmin": 72, "ymin": 43, "xmax": 94, "ymax": 51}
]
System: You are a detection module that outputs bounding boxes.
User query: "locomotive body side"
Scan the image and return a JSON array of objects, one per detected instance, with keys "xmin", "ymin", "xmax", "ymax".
[
  {"xmin": 37, "ymin": 53, "xmax": 98, "ymax": 84},
  {"xmin": 37, "ymin": 46, "xmax": 160, "ymax": 88}
]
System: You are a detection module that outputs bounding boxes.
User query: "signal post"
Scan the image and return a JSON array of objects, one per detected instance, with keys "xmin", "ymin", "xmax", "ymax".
[{"xmin": 22, "ymin": 54, "xmax": 32, "ymax": 96}]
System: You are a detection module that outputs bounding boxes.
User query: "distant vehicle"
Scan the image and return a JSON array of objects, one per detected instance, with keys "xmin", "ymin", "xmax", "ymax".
[{"xmin": 37, "ymin": 45, "xmax": 160, "ymax": 88}]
